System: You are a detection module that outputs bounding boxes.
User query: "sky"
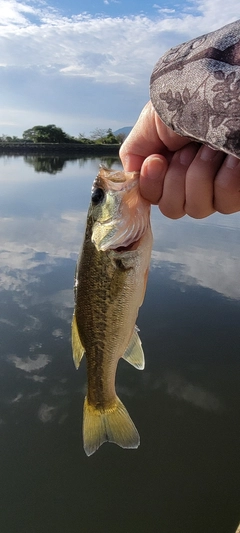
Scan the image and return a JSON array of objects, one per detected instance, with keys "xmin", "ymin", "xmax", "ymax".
[{"xmin": 0, "ymin": 0, "xmax": 239, "ymax": 137}]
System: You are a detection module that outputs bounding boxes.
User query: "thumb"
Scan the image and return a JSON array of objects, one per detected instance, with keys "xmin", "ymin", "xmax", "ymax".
[{"xmin": 140, "ymin": 154, "xmax": 168, "ymax": 204}]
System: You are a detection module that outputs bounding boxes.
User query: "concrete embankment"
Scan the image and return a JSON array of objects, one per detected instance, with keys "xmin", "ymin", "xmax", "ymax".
[{"xmin": 0, "ymin": 143, "xmax": 121, "ymax": 156}]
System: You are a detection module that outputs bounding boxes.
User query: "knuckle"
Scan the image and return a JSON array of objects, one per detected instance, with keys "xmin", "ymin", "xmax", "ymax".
[
  {"xmin": 158, "ymin": 201, "xmax": 184, "ymax": 219},
  {"xmin": 185, "ymin": 204, "xmax": 214, "ymax": 219},
  {"xmin": 214, "ymin": 179, "xmax": 237, "ymax": 195},
  {"xmin": 213, "ymin": 199, "xmax": 240, "ymax": 214},
  {"xmin": 214, "ymin": 178, "xmax": 240, "ymax": 214}
]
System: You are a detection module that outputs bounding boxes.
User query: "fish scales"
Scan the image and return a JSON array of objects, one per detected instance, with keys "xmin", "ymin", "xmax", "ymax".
[
  {"xmin": 78, "ymin": 247, "xmax": 133, "ymax": 408},
  {"xmin": 72, "ymin": 167, "xmax": 153, "ymax": 456}
]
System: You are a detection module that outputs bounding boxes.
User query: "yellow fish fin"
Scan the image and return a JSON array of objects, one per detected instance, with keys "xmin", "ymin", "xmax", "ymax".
[
  {"xmin": 122, "ymin": 327, "xmax": 145, "ymax": 370},
  {"xmin": 71, "ymin": 314, "xmax": 85, "ymax": 369},
  {"xmin": 83, "ymin": 396, "xmax": 140, "ymax": 456}
]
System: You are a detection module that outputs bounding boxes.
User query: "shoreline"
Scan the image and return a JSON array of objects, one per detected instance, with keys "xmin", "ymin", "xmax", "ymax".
[{"xmin": 0, "ymin": 142, "xmax": 121, "ymax": 156}]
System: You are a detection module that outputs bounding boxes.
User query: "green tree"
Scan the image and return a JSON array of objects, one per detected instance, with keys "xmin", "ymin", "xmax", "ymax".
[
  {"xmin": 90, "ymin": 128, "xmax": 108, "ymax": 141},
  {"xmin": 22, "ymin": 124, "xmax": 73, "ymax": 143},
  {"xmin": 0, "ymin": 134, "xmax": 21, "ymax": 142},
  {"xmin": 77, "ymin": 132, "xmax": 94, "ymax": 144},
  {"xmin": 115, "ymin": 132, "xmax": 127, "ymax": 144},
  {"xmin": 89, "ymin": 127, "xmax": 119, "ymax": 145},
  {"xmin": 99, "ymin": 129, "xmax": 120, "ymax": 144}
]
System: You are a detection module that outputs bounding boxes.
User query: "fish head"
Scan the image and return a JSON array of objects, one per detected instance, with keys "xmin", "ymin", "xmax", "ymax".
[{"xmin": 89, "ymin": 167, "xmax": 151, "ymax": 252}]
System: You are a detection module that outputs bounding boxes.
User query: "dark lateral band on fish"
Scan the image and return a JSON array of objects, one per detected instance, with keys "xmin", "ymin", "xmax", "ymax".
[{"xmin": 72, "ymin": 167, "xmax": 152, "ymax": 456}]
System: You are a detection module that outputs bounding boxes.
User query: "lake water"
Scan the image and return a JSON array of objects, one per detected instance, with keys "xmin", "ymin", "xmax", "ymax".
[{"xmin": 0, "ymin": 154, "xmax": 239, "ymax": 533}]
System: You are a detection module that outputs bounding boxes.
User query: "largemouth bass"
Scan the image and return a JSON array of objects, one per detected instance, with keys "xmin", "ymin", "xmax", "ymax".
[{"xmin": 72, "ymin": 167, "xmax": 152, "ymax": 456}]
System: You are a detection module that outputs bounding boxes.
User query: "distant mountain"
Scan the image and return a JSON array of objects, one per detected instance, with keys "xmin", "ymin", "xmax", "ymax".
[{"xmin": 113, "ymin": 126, "xmax": 132, "ymax": 137}]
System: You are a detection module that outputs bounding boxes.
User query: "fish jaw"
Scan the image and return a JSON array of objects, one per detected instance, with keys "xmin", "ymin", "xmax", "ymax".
[{"xmin": 90, "ymin": 167, "xmax": 151, "ymax": 252}]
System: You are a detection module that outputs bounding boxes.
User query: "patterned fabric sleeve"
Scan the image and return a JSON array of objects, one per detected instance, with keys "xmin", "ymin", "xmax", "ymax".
[{"xmin": 150, "ymin": 20, "xmax": 240, "ymax": 158}]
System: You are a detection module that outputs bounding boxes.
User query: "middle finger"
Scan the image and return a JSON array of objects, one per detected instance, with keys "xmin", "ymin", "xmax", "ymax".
[
  {"xmin": 184, "ymin": 145, "xmax": 226, "ymax": 218},
  {"xmin": 159, "ymin": 143, "xmax": 199, "ymax": 219}
]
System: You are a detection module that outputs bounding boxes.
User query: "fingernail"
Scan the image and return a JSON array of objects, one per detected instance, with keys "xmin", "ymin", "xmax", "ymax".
[
  {"xmin": 226, "ymin": 154, "xmax": 240, "ymax": 169},
  {"xmin": 146, "ymin": 157, "xmax": 165, "ymax": 180},
  {"xmin": 199, "ymin": 145, "xmax": 217, "ymax": 161}
]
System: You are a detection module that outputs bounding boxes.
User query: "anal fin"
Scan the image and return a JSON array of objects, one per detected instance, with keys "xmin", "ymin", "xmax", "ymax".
[
  {"xmin": 122, "ymin": 327, "xmax": 145, "ymax": 370},
  {"xmin": 71, "ymin": 313, "xmax": 85, "ymax": 369}
]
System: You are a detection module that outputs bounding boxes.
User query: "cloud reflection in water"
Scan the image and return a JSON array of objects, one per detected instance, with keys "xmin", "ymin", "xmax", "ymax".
[
  {"xmin": 8, "ymin": 353, "xmax": 51, "ymax": 373},
  {"xmin": 151, "ymin": 209, "xmax": 240, "ymax": 300},
  {"xmin": 0, "ymin": 156, "xmax": 239, "ymax": 533}
]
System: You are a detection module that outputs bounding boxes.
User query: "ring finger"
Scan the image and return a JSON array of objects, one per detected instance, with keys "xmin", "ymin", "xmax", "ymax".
[
  {"xmin": 184, "ymin": 145, "xmax": 226, "ymax": 218},
  {"xmin": 159, "ymin": 143, "xmax": 199, "ymax": 219}
]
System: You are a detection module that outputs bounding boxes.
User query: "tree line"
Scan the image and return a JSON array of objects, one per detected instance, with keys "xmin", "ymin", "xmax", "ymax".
[{"xmin": 0, "ymin": 125, "xmax": 127, "ymax": 144}]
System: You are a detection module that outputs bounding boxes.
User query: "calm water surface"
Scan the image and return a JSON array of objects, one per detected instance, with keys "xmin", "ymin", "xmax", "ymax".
[{"xmin": 0, "ymin": 155, "xmax": 239, "ymax": 533}]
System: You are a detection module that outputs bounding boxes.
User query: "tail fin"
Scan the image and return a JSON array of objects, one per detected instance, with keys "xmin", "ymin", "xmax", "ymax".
[{"xmin": 83, "ymin": 396, "xmax": 140, "ymax": 456}]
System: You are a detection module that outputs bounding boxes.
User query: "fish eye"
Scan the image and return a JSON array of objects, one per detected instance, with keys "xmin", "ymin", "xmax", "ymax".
[{"xmin": 91, "ymin": 187, "xmax": 105, "ymax": 205}]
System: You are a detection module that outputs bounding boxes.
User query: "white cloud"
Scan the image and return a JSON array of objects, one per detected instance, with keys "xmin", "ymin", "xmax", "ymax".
[
  {"xmin": 8, "ymin": 353, "xmax": 51, "ymax": 372},
  {"xmin": 151, "ymin": 210, "xmax": 240, "ymax": 300},
  {"xmin": 103, "ymin": 0, "xmax": 120, "ymax": 4},
  {"xmin": 0, "ymin": 0, "xmax": 35, "ymax": 26},
  {"xmin": 0, "ymin": 208, "xmax": 85, "ymax": 295},
  {"xmin": 160, "ymin": 9, "xmax": 175, "ymax": 14},
  {"xmin": 23, "ymin": 315, "xmax": 42, "ymax": 331},
  {"xmin": 26, "ymin": 374, "xmax": 46, "ymax": 382},
  {"xmin": 0, "ymin": 1, "xmax": 239, "ymax": 134},
  {"xmin": 10, "ymin": 392, "xmax": 24, "ymax": 403},
  {"xmin": 153, "ymin": 6, "xmax": 176, "ymax": 14},
  {"xmin": 38, "ymin": 403, "xmax": 57, "ymax": 422},
  {"xmin": 0, "ymin": 318, "xmax": 15, "ymax": 326},
  {"xmin": 151, "ymin": 247, "xmax": 240, "ymax": 300},
  {"xmin": 163, "ymin": 373, "xmax": 221, "ymax": 411},
  {"xmin": 52, "ymin": 328, "xmax": 64, "ymax": 338},
  {"xmin": 0, "ymin": 0, "xmax": 58, "ymax": 27}
]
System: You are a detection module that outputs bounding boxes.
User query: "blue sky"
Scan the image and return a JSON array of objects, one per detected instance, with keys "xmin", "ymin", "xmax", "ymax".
[
  {"xmin": 0, "ymin": 0, "xmax": 239, "ymax": 137},
  {"xmin": 47, "ymin": 0, "xmax": 180, "ymax": 18}
]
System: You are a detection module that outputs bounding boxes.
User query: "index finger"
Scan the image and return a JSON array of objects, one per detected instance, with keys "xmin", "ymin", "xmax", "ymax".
[
  {"xmin": 119, "ymin": 102, "xmax": 166, "ymax": 171},
  {"xmin": 119, "ymin": 101, "xmax": 192, "ymax": 172}
]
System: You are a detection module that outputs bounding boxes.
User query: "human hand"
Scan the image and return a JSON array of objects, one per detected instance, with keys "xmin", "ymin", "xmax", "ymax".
[{"xmin": 119, "ymin": 101, "xmax": 240, "ymax": 219}]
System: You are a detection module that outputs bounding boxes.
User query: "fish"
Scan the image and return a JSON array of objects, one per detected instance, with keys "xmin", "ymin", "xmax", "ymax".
[{"xmin": 71, "ymin": 166, "xmax": 153, "ymax": 456}]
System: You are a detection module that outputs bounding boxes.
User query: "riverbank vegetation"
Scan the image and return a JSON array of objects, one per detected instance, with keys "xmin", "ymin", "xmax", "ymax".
[{"xmin": 0, "ymin": 125, "xmax": 126, "ymax": 145}]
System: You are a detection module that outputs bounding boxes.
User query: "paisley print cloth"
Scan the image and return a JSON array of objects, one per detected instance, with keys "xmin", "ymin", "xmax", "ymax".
[{"xmin": 150, "ymin": 20, "xmax": 240, "ymax": 158}]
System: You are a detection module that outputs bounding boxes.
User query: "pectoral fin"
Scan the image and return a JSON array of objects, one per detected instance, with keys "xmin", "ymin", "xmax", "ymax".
[
  {"xmin": 71, "ymin": 314, "xmax": 85, "ymax": 369},
  {"xmin": 122, "ymin": 327, "xmax": 145, "ymax": 370}
]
